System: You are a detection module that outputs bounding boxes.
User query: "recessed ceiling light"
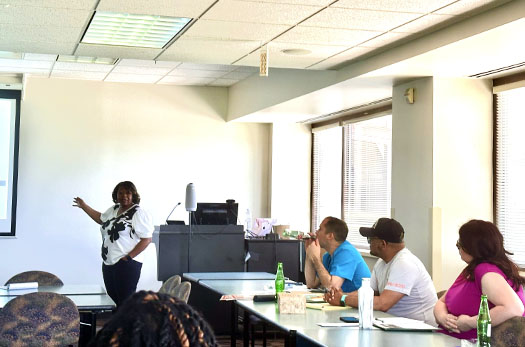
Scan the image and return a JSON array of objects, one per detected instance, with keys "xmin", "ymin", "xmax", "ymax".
[
  {"xmin": 281, "ymin": 49, "xmax": 312, "ymax": 56},
  {"xmin": 0, "ymin": 51, "xmax": 23, "ymax": 59},
  {"xmin": 81, "ymin": 11, "xmax": 192, "ymax": 49},
  {"xmin": 57, "ymin": 55, "xmax": 118, "ymax": 65}
]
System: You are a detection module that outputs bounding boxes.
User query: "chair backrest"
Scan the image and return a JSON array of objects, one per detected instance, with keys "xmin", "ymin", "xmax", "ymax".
[
  {"xmin": 5, "ymin": 270, "xmax": 64, "ymax": 286},
  {"xmin": 436, "ymin": 290, "xmax": 446, "ymax": 299},
  {"xmin": 158, "ymin": 275, "xmax": 181, "ymax": 295},
  {"xmin": 173, "ymin": 281, "xmax": 191, "ymax": 303},
  {"xmin": 0, "ymin": 292, "xmax": 80, "ymax": 346},
  {"xmin": 492, "ymin": 316, "xmax": 525, "ymax": 347}
]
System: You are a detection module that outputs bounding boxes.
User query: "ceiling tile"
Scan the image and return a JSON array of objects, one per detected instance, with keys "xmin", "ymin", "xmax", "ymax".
[
  {"xmin": 302, "ymin": 7, "xmax": 421, "ymax": 31},
  {"xmin": 236, "ymin": 42, "xmax": 346, "ymax": 69},
  {"xmin": 0, "ymin": 0, "xmax": 98, "ymax": 10},
  {"xmin": 111, "ymin": 65, "xmax": 173, "ymax": 75},
  {"xmin": 97, "ymin": 0, "xmax": 217, "ymax": 18},
  {"xmin": 276, "ymin": 26, "xmax": 380, "ymax": 46},
  {"xmin": 75, "ymin": 44, "xmax": 161, "ymax": 60},
  {"xmin": 0, "ymin": 41, "xmax": 76, "ymax": 55},
  {"xmin": 0, "ymin": 24, "xmax": 84, "ymax": 44},
  {"xmin": 359, "ymin": 31, "xmax": 412, "ymax": 48},
  {"xmin": 208, "ymin": 78, "xmax": 239, "ymax": 86},
  {"xmin": 435, "ymin": 0, "xmax": 503, "ymax": 15},
  {"xmin": 117, "ymin": 59, "xmax": 181, "ymax": 68},
  {"xmin": 232, "ymin": 65, "xmax": 259, "ymax": 73},
  {"xmin": 177, "ymin": 62, "xmax": 236, "ymax": 71},
  {"xmin": 157, "ymin": 75, "xmax": 215, "ymax": 85},
  {"xmin": 185, "ymin": 19, "xmax": 290, "ymax": 42},
  {"xmin": 169, "ymin": 68, "xmax": 227, "ymax": 78},
  {"xmin": 53, "ymin": 61, "xmax": 114, "ymax": 72},
  {"xmin": 105, "ymin": 72, "xmax": 162, "ymax": 83},
  {"xmin": 307, "ymin": 46, "xmax": 376, "ymax": 69},
  {"xmin": 236, "ymin": 0, "xmax": 333, "ymax": 5},
  {"xmin": 333, "ymin": 0, "xmax": 454, "ymax": 14},
  {"xmin": 158, "ymin": 37, "xmax": 261, "ymax": 65},
  {"xmin": 392, "ymin": 13, "xmax": 456, "ymax": 33},
  {"xmin": 0, "ymin": 58, "xmax": 53, "ymax": 69},
  {"xmin": 0, "ymin": 66, "xmax": 49, "ymax": 75},
  {"xmin": 51, "ymin": 70, "xmax": 108, "ymax": 80},
  {"xmin": 24, "ymin": 53, "xmax": 57, "ymax": 61},
  {"xmin": 221, "ymin": 70, "xmax": 254, "ymax": 79},
  {"xmin": 0, "ymin": 5, "xmax": 90, "ymax": 26},
  {"xmin": 202, "ymin": 0, "xmax": 322, "ymax": 25}
]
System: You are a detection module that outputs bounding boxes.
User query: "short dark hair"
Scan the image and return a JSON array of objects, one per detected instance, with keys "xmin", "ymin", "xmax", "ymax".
[
  {"xmin": 323, "ymin": 217, "xmax": 348, "ymax": 242},
  {"xmin": 112, "ymin": 181, "xmax": 140, "ymax": 204},
  {"xmin": 459, "ymin": 219, "xmax": 524, "ymax": 289},
  {"xmin": 89, "ymin": 291, "xmax": 218, "ymax": 347}
]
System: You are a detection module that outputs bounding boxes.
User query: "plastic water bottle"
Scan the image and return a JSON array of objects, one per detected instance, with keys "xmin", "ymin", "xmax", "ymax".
[
  {"xmin": 275, "ymin": 262, "xmax": 285, "ymax": 301},
  {"xmin": 477, "ymin": 294, "xmax": 491, "ymax": 346},
  {"xmin": 358, "ymin": 278, "xmax": 374, "ymax": 329},
  {"xmin": 245, "ymin": 208, "xmax": 252, "ymax": 233}
]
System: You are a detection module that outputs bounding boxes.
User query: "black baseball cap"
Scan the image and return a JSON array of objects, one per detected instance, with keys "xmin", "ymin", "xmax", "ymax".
[{"xmin": 359, "ymin": 218, "xmax": 404, "ymax": 243}]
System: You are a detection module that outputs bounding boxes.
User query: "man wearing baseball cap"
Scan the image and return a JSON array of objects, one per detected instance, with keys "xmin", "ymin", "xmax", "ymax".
[{"xmin": 325, "ymin": 217, "xmax": 437, "ymax": 325}]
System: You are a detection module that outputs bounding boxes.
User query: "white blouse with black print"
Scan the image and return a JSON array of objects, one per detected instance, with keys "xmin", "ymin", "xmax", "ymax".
[{"xmin": 100, "ymin": 204, "xmax": 153, "ymax": 265}]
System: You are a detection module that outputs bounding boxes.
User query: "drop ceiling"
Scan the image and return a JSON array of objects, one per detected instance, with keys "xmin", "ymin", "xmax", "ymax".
[{"xmin": 0, "ymin": 0, "xmax": 514, "ymax": 87}]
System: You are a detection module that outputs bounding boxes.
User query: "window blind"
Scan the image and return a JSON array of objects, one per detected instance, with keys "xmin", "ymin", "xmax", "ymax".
[
  {"xmin": 311, "ymin": 126, "xmax": 342, "ymax": 233},
  {"xmin": 342, "ymin": 115, "xmax": 392, "ymax": 249},
  {"xmin": 495, "ymin": 87, "xmax": 525, "ymax": 266}
]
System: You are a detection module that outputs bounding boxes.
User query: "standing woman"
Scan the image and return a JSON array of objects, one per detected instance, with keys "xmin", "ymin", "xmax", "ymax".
[
  {"xmin": 434, "ymin": 220, "xmax": 525, "ymax": 339},
  {"xmin": 73, "ymin": 181, "xmax": 153, "ymax": 307}
]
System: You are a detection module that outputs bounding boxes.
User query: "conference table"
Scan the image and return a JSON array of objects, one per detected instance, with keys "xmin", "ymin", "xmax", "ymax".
[
  {"xmin": 0, "ymin": 284, "xmax": 115, "ymax": 344},
  {"xmin": 184, "ymin": 272, "xmax": 461, "ymax": 347}
]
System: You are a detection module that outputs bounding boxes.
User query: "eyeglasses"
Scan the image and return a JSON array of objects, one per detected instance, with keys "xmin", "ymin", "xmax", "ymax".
[
  {"xmin": 367, "ymin": 237, "xmax": 379, "ymax": 244},
  {"xmin": 456, "ymin": 240, "xmax": 462, "ymax": 250}
]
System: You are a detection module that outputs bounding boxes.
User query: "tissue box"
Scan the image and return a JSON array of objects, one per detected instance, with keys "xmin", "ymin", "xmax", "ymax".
[{"xmin": 277, "ymin": 292, "xmax": 306, "ymax": 314}]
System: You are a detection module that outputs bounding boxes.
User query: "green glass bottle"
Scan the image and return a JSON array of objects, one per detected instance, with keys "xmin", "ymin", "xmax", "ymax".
[
  {"xmin": 275, "ymin": 262, "xmax": 285, "ymax": 301},
  {"xmin": 477, "ymin": 294, "xmax": 491, "ymax": 347}
]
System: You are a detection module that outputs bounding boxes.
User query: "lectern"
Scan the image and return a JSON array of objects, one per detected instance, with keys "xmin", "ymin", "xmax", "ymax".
[{"xmin": 153, "ymin": 224, "xmax": 244, "ymax": 281}]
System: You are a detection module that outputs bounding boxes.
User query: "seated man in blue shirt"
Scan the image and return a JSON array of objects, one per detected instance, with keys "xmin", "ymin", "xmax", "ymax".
[{"xmin": 305, "ymin": 216, "xmax": 371, "ymax": 292}]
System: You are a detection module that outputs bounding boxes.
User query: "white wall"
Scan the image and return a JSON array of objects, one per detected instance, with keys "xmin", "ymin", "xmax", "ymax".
[
  {"xmin": 0, "ymin": 77, "xmax": 271, "ymax": 290},
  {"xmin": 432, "ymin": 78, "xmax": 493, "ymax": 289},
  {"xmin": 269, "ymin": 122, "xmax": 311, "ymax": 233},
  {"xmin": 392, "ymin": 77, "xmax": 493, "ymax": 291}
]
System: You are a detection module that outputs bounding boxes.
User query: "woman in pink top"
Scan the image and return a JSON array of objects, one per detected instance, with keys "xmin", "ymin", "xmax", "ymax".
[{"xmin": 434, "ymin": 220, "xmax": 525, "ymax": 340}]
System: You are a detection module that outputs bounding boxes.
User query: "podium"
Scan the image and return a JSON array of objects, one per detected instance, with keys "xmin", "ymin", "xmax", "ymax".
[{"xmin": 153, "ymin": 224, "xmax": 245, "ymax": 281}]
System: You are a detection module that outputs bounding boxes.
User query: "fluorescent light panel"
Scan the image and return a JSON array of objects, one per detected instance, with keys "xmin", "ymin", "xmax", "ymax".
[
  {"xmin": 57, "ymin": 55, "xmax": 117, "ymax": 65},
  {"xmin": 0, "ymin": 51, "xmax": 23, "ymax": 59},
  {"xmin": 82, "ymin": 11, "xmax": 192, "ymax": 49}
]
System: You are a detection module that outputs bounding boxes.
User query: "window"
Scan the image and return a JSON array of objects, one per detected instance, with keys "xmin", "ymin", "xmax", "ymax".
[
  {"xmin": 495, "ymin": 86, "xmax": 525, "ymax": 265},
  {"xmin": 0, "ymin": 90, "xmax": 21, "ymax": 236},
  {"xmin": 311, "ymin": 113, "xmax": 392, "ymax": 248}
]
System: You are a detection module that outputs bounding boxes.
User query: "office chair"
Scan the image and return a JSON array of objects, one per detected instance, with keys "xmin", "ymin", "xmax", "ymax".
[
  {"xmin": 492, "ymin": 316, "xmax": 525, "ymax": 347},
  {"xmin": 158, "ymin": 275, "xmax": 181, "ymax": 295},
  {"xmin": 0, "ymin": 292, "xmax": 80, "ymax": 346},
  {"xmin": 5, "ymin": 270, "xmax": 64, "ymax": 286}
]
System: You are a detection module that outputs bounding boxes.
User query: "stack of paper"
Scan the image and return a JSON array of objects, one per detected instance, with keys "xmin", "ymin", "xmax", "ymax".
[
  {"xmin": 7, "ymin": 282, "xmax": 39, "ymax": 290},
  {"xmin": 373, "ymin": 317, "xmax": 438, "ymax": 331}
]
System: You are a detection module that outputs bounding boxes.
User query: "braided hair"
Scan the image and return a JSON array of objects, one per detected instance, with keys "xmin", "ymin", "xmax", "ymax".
[{"xmin": 89, "ymin": 291, "xmax": 218, "ymax": 347}]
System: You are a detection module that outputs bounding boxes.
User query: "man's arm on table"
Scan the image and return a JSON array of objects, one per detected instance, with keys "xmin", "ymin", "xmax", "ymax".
[{"xmin": 326, "ymin": 288, "xmax": 404, "ymax": 311}]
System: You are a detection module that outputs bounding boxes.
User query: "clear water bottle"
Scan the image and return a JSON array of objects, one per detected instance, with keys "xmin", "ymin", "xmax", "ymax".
[
  {"xmin": 358, "ymin": 278, "xmax": 374, "ymax": 329},
  {"xmin": 244, "ymin": 208, "xmax": 252, "ymax": 233}
]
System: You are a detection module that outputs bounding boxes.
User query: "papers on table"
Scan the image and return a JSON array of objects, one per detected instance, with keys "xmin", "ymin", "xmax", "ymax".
[
  {"xmin": 317, "ymin": 322, "xmax": 360, "ymax": 327},
  {"xmin": 306, "ymin": 302, "xmax": 348, "ymax": 311},
  {"xmin": 373, "ymin": 317, "xmax": 438, "ymax": 331},
  {"xmin": 0, "ymin": 282, "xmax": 39, "ymax": 291}
]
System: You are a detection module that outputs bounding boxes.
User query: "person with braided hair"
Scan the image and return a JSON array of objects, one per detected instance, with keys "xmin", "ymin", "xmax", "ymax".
[{"xmin": 89, "ymin": 290, "xmax": 218, "ymax": 347}]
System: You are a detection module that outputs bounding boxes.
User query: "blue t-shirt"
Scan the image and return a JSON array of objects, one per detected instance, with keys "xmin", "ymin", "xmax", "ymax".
[{"xmin": 322, "ymin": 240, "xmax": 371, "ymax": 292}]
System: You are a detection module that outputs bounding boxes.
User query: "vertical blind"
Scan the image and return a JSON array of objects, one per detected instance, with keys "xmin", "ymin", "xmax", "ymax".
[
  {"xmin": 495, "ymin": 87, "xmax": 525, "ymax": 266},
  {"xmin": 343, "ymin": 116, "xmax": 392, "ymax": 248},
  {"xmin": 311, "ymin": 114, "xmax": 392, "ymax": 248},
  {"xmin": 311, "ymin": 126, "xmax": 342, "ymax": 233}
]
